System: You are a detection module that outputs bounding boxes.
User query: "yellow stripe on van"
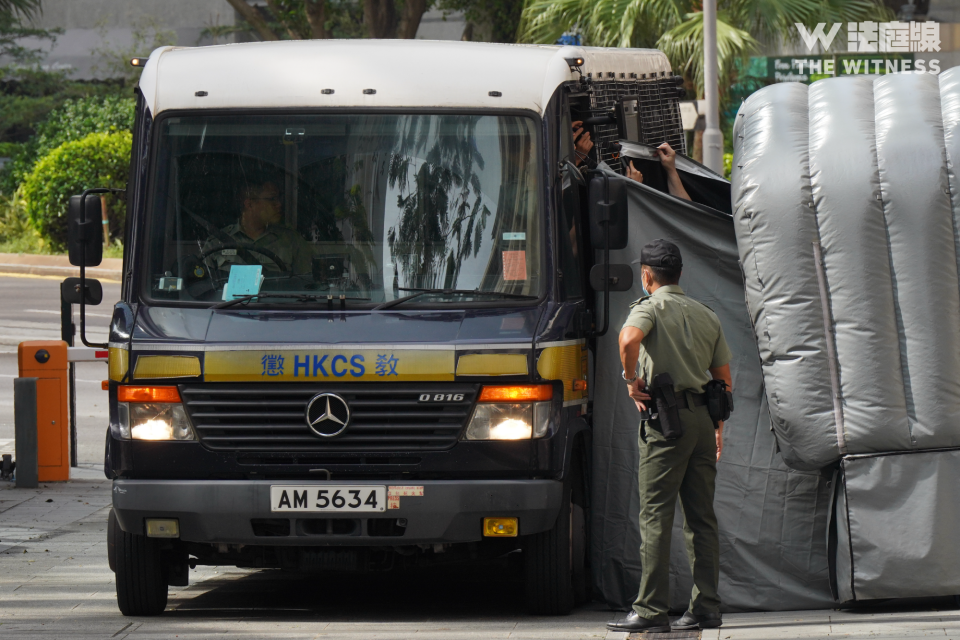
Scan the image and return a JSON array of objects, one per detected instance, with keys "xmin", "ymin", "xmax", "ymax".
[
  {"xmin": 537, "ymin": 343, "xmax": 588, "ymax": 402},
  {"xmin": 456, "ymin": 353, "xmax": 528, "ymax": 376},
  {"xmin": 204, "ymin": 349, "xmax": 455, "ymax": 382},
  {"xmin": 108, "ymin": 347, "xmax": 128, "ymax": 382},
  {"xmin": 133, "ymin": 355, "xmax": 202, "ymax": 380}
]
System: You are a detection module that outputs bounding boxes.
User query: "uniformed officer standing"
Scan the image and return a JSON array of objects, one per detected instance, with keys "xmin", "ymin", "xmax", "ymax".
[{"xmin": 606, "ymin": 239, "xmax": 732, "ymax": 634}]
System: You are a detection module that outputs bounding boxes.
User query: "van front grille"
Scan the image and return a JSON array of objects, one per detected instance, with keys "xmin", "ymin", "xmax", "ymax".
[{"xmin": 180, "ymin": 383, "xmax": 478, "ymax": 452}]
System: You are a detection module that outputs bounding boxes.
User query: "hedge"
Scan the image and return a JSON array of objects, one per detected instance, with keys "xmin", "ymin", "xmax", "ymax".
[
  {"xmin": 22, "ymin": 131, "xmax": 131, "ymax": 250},
  {"xmin": 2, "ymin": 95, "xmax": 135, "ymax": 194}
]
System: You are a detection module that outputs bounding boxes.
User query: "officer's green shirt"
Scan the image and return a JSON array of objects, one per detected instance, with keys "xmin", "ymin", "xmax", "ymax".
[
  {"xmin": 622, "ymin": 284, "xmax": 732, "ymax": 394},
  {"xmin": 203, "ymin": 221, "xmax": 313, "ymax": 275}
]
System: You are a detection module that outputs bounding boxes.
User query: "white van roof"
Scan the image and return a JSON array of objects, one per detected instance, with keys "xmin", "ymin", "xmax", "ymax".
[{"xmin": 137, "ymin": 40, "xmax": 672, "ymax": 117}]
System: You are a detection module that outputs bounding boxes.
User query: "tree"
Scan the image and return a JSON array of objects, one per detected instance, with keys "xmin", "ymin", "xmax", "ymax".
[
  {"xmin": 439, "ymin": 0, "xmax": 525, "ymax": 43},
  {"xmin": 518, "ymin": 0, "xmax": 891, "ymax": 98},
  {"xmin": 2, "ymin": 95, "xmax": 135, "ymax": 194},
  {"xmin": 22, "ymin": 131, "xmax": 132, "ymax": 249},
  {"xmin": 91, "ymin": 17, "xmax": 176, "ymax": 87},
  {"xmin": 223, "ymin": 0, "xmax": 430, "ymax": 40},
  {"xmin": 0, "ymin": 0, "xmax": 41, "ymax": 20}
]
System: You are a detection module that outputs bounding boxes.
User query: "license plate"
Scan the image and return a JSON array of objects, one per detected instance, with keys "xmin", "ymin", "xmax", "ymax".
[{"xmin": 270, "ymin": 485, "xmax": 386, "ymax": 513}]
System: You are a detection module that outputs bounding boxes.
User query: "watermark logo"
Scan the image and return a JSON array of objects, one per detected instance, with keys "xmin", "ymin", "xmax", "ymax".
[
  {"xmin": 796, "ymin": 23, "xmax": 843, "ymax": 51},
  {"xmin": 794, "ymin": 21, "xmax": 940, "ymax": 75},
  {"xmin": 847, "ymin": 21, "xmax": 940, "ymax": 53}
]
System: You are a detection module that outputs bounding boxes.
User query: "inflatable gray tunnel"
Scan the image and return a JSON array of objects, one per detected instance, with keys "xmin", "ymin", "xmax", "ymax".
[{"xmin": 733, "ymin": 69, "xmax": 960, "ymax": 601}]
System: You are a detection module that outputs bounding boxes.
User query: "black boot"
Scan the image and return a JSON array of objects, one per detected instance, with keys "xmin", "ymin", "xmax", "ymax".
[
  {"xmin": 606, "ymin": 611, "xmax": 671, "ymax": 633},
  {"xmin": 671, "ymin": 610, "xmax": 722, "ymax": 630}
]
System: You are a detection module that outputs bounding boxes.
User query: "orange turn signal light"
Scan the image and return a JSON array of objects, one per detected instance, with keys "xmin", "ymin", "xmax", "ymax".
[
  {"xmin": 479, "ymin": 384, "xmax": 553, "ymax": 403},
  {"xmin": 117, "ymin": 386, "xmax": 181, "ymax": 403},
  {"xmin": 572, "ymin": 380, "xmax": 588, "ymax": 391},
  {"xmin": 101, "ymin": 380, "xmax": 109, "ymax": 391}
]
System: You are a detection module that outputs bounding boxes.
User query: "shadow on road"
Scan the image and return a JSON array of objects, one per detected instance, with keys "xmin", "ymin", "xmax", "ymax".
[{"xmin": 167, "ymin": 557, "xmax": 538, "ymax": 621}]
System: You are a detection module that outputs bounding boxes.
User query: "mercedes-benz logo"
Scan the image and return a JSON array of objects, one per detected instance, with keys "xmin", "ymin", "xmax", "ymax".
[{"xmin": 305, "ymin": 393, "xmax": 351, "ymax": 438}]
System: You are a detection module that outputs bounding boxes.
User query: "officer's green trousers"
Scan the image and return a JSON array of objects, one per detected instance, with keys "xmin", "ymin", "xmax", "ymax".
[{"xmin": 632, "ymin": 402, "xmax": 720, "ymax": 621}]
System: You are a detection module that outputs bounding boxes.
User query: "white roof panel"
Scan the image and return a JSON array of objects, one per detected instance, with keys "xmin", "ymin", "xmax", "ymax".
[{"xmin": 137, "ymin": 40, "xmax": 672, "ymax": 117}]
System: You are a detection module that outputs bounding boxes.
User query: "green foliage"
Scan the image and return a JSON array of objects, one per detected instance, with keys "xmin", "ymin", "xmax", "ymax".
[
  {"xmin": 518, "ymin": 0, "xmax": 892, "ymax": 98},
  {"xmin": 324, "ymin": 0, "xmax": 366, "ymax": 38},
  {"xmin": 0, "ymin": 186, "xmax": 52, "ymax": 254},
  {"xmin": 0, "ymin": 0, "xmax": 41, "ymax": 20},
  {"xmin": 91, "ymin": 17, "xmax": 176, "ymax": 87},
  {"xmin": 22, "ymin": 131, "xmax": 132, "ymax": 250},
  {"xmin": 723, "ymin": 152, "xmax": 732, "ymax": 180},
  {"xmin": 0, "ymin": 7, "xmax": 125, "ymax": 147},
  {"xmin": 103, "ymin": 239, "xmax": 124, "ymax": 259},
  {"xmin": 439, "ymin": 0, "xmax": 524, "ymax": 42},
  {"xmin": 1, "ymin": 95, "xmax": 135, "ymax": 193}
]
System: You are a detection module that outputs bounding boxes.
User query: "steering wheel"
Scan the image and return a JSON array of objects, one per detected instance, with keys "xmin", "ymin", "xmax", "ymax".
[{"xmin": 195, "ymin": 243, "xmax": 290, "ymax": 275}]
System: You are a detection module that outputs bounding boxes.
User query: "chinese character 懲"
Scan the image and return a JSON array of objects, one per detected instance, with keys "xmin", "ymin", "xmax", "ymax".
[
  {"xmin": 375, "ymin": 354, "xmax": 399, "ymax": 377},
  {"xmin": 261, "ymin": 354, "xmax": 284, "ymax": 376},
  {"xmin": 879, "ymin": 21, "xmax": 910, "ymax": 52},
  {"xmin": 912, "ymin": 21, "xmax": 941, "ymax": 52},
  {"xmin": 848, "ymin": 21, "xmax": 878, "ymax": 52}
]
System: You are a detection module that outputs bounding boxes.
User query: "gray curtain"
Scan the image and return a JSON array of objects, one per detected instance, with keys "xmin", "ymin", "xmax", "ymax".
[{"xmin": 589, "ymin": 178, "xmax": 835, "ymax": 612}]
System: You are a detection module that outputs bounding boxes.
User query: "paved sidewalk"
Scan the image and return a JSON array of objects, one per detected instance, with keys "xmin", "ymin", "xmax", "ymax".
[
  {"xmin": 1, "ymin": 479, "xmax": 626, "ymax": 639},
  {"xmin": 0, "ymin": 253, "xmax": 122, "ymax": 281},
  {"xmin": 702, "ymin": 604, "xmax": 960, "ymax": 639},
  {"xmin": 4, "ymin": 478, "xmax": 960, "ymax": 639}
]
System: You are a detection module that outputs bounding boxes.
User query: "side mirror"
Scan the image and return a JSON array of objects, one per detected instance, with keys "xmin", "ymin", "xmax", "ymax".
[
  {"xmin": 588, "ymin": 175, "xmax": 629, "ymax": 250},
  {"xmin": 60, "ymin": 277, "xmax": 102, "ymax": 305},
  {"xmin": 589, "ymin": 264, "xmax": 634, "ymax": 292},
  {"xmin": 68, "ymin": 194, "xmax": 103, "ymax": 267}
]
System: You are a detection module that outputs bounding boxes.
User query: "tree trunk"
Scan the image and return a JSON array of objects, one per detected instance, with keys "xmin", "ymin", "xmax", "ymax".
[
  {"xmin": 397, "ymin": 0, "xmax": 427, "ymax": 39},
  {"xmin": 693, "ymin": 130, "xmax": 703, "ymax": 163},
  {"xmin": 363, "ymin": 0, "xmax": 397, "ymax": 38},
  {"xmin": 461, "ymin": 21, "xmax": 474, "ymax": 41},
  {"xmin": 265, "ymin": 0, "xmax": 303, "ymax": 39},
  {"xmin": 304, "ymin": 0, "xmax": 329, "ymax": 39},
  {"xmin": 223, "ymin": 0, "xmax": 280, "ymax": 41}
]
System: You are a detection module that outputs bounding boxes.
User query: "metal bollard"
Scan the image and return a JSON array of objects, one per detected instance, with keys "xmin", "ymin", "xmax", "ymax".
[{"xmin": 14, "ymin": 377, "xmax": 38, "ymax": 488}]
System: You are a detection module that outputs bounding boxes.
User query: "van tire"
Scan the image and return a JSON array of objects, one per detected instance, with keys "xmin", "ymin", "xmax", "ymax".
[
  {"xmin": 114, "ymin": 519, "xmax": 168, "ymax": 616},
  {"xmin": 524, "ymin": 467, "xmax": 587, "ymax": 615}
]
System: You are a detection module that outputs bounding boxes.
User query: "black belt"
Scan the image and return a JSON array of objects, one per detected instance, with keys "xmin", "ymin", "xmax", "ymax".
[{"xmin": 684, "ymin": 391, "xmax": 708, "ymax": 410}]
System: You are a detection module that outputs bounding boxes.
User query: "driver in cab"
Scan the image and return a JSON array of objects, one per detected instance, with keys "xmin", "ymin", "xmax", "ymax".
[{"xmin": 203, "ymin": 180, "xmax": 312, "ymax": 275}]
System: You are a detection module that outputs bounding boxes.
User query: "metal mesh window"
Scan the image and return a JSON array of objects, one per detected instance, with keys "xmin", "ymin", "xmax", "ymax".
[{"xmin": 585, "ymin": 72, "xmax": 686, "ymax": 173}]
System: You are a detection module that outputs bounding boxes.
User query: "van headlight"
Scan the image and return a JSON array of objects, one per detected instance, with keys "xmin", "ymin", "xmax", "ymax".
[
  {"xmin": 115, "ymin": 386, "xmax": 197, "ymax": 441},
  {"xmin": 463, "ymin": 385, "xmax": 553, "ymax": 441}
]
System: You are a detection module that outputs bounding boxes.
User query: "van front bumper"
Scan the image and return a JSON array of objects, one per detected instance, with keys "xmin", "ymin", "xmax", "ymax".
[{"xmin": 112, "ymin": 479, "xmax": 562, "ymax": 545}]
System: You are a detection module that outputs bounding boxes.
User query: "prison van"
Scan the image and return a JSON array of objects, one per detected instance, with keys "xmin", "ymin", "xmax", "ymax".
[{"xmin": 71, "ymin": 40, "xmax": 705, "ymax": 616}]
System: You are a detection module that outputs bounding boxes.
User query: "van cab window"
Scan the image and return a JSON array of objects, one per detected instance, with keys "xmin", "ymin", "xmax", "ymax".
[{"xmin": 144, "ymin": 113, "xmax": 542, "ymax": 306}]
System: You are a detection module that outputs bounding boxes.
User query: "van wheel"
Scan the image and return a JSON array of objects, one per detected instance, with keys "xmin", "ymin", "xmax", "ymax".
[
  {"xmin": 114, "ymin": 518, "xmax": 168, "ymax": 616},
  {"xmin": 524, "ymin": 469, "xmax": 587, "ymax": 615}
]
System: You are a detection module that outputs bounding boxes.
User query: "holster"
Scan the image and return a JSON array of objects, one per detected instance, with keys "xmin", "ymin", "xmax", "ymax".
[
  {"xmin": 647, "ymin": 372, "xmax": 683, "ymax": 440},
  {"xmin": 704, "ymin": 379, "xmax": 734, "ymax": 430}
]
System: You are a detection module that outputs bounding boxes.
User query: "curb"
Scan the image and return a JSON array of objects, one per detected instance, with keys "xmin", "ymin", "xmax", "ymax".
[{"xmin": 0, "ymin": 253, "xmax": 122, "ymax": 282}]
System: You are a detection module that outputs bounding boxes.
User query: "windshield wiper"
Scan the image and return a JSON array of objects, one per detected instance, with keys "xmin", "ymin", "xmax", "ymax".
[
  {"xmin": 212, "ymin": 293, "xmax": 371, "ymax": 310},
  {"xmin": 374, "ymin": 288, "xmax": 537, "ymax": 311}
]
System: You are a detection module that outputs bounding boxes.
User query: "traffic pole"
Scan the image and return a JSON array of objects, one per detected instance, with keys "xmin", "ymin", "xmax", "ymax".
[{"xmin": 702, "ymin": 0, "xmax": 724, "ymax": 173}]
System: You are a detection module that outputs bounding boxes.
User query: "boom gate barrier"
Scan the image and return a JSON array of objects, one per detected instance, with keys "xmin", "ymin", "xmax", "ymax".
[{"xmin": 13, "ymin": 341, "xmax": 108, "ymax": 488}]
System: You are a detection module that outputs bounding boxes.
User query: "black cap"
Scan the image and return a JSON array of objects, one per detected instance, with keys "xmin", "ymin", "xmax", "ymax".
[{"xmin": 640, "ymin": 239, "xmax": 682, "ymax": 269}]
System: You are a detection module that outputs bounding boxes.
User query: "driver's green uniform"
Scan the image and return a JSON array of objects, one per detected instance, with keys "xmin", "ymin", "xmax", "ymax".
[{"xmin": 205, "ymin": 222, "xmax": 313, "ymax": 275}]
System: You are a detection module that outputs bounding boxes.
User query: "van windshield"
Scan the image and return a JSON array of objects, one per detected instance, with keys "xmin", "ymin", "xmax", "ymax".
[{"xmin": 143, "ymin": 113, "xmax": 542, "ymax": 306}]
